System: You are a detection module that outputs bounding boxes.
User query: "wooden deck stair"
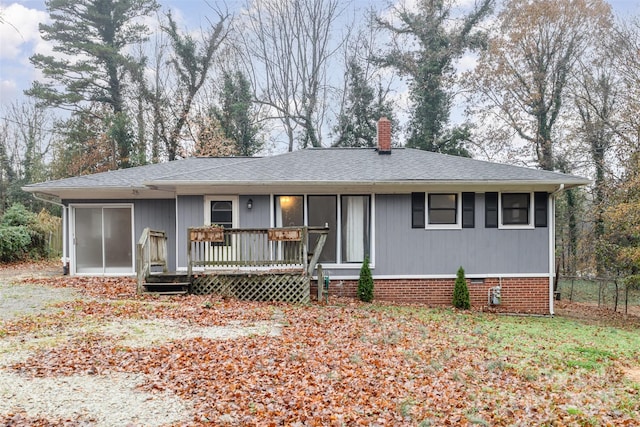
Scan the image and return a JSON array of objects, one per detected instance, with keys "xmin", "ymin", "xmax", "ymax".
[{"xmin": 143, "ymin": 273, "xmax": 189, "ymax": 295}]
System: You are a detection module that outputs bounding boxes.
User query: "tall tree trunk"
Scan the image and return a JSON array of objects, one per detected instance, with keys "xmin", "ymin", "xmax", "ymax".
[{"xmin": 566, "ymin": 189, "xmax": 578, "ymax": 275}]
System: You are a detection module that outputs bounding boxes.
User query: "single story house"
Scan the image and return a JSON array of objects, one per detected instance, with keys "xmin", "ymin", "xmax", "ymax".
[{"xmin": 24, "ymin": 119, "xmax": 589, "ymax": 314}]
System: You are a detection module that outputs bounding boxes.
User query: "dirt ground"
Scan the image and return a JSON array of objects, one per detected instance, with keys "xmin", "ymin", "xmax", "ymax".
[
  {"xmin": 1, "ymin": 262, "xmax": 638, "ymax": 426},
  {"xmin": 0, "ymin": 263, "xmax": 282, "ymax": 426},
  {"xmin": 555, "ymin": 299, "xmax": 640, "ymax": 329}
]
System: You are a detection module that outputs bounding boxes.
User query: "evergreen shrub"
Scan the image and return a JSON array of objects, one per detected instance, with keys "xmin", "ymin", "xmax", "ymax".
[
  {"xmin": 357, "ymin": 255, "xmax": 374, "ymax": 302},
  {"xmin": 0, "ymin": 203, "xmax": 49, "ymax": 261},
  {"xmin": 453, "ymin": 266, "xmax": 471, "ymax": 309}
]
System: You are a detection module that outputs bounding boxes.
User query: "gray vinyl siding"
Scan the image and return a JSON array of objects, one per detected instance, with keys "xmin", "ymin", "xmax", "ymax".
[
  {"xmin": 134, "ymin": 200, "xmax": 176, "ymax": 271},
  {"xmin": 239, "ymin": 195, "xmax": 270, "ymax": 228},
  {"xmin": 64, "ymin": 192, "xmax": 549, "ymax": 277},
  {"xmin": 177, "ymin": 195, "xmax": 269, "ymax": 268},
  {"xmin": 177, "ymin": 195, "xmax": 204, "ymax": 268},
  {"xmin": 375, "ymin": 194, "xmax": 549, "ymax": 276}
]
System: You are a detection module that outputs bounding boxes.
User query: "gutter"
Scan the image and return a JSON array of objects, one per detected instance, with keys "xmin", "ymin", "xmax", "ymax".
[
  {"xmin": 142, "ymin": 179, "xmax": 591, "ymax": 187},
  {"xmin": 548, "ymin": 184, "xmax": 566, "ymax": 315},
  {"xmin": 31, "ymin": 192, "xmax": 69, "ymax": 275},
  {"xmin": 22, "ymin": 179, "xmax": 590, "ymax": 194}
]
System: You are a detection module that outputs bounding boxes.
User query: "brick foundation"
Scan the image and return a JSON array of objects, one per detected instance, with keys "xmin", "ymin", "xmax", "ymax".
[{"xmin": 311, "ymin": 277, "xmax": 550, "ymax": 315}]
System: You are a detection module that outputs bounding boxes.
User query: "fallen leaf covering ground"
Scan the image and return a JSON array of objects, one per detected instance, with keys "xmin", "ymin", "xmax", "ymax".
[{"xmin": 1, "ymin": 272, "xmax": 640, "ymax": 426}]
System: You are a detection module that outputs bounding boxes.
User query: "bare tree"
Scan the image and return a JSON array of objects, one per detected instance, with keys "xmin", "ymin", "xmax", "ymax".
[
  {"xmin": 573, "ymin": 63, "xmax": 618, "ymax": 232},
  {"xmin": 0, "ymin": 100, "xmax": 54, "ymax": 211},
  {"xmin": 239, "ymin": 0, "xmax": 345, "ymax": 151},
  {"xmin": 469, "ymin": 0, "xmax": 612, "ymax": 170},
  {"xmin": 151, "ymin": 11, "xmax": 231, "ymax": 161},
  {"xmin": 609, "ymin": 19, "xmax": 640, "ymax": 167}
]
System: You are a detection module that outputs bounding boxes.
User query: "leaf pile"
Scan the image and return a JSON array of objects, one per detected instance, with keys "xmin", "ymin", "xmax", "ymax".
[
  {"xmin": 0, "ymin": 260, "xmax": 59, "ymax": 274},
  {"xmin": 19, "ymin": 276, "xmax": 137, "ymax": 299},
  {"xmin": 555, "ymin": 300, "xmax": 640, "ymax": 329},
  {"xmin": 2, "ymin": 275, "xmax": 639, "ymax": 425},
  {"xmin": 9, "ymin": 299, "xmax": 640, "ymax": 426}
]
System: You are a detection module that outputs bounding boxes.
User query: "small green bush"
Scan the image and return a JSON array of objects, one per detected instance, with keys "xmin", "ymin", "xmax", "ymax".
[
  {"xmin": 453, "ymin": 266, "xmax": 471, "ymax": 309},
  {"xmin": 357, "ymin": 255, "xmax": 374, "ymax": 302},
  {"xmin": 1, "ymin": 203, "xmax": 37, "ymax": 227},
  {"xmin": 0, "ymin": 226, "xmax": 32, "ymax": 262},
  {"xmin": 0, "ymin": 203, "xmax": 50, "ymax": 261}
]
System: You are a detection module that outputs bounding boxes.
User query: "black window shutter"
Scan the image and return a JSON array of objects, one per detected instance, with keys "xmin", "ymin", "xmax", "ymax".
[
  {"xmin": 462, "ymin": 192, "xmax": 475, "ymax": 228},
  {"xmin": 534, "ymin": 192, "xmax": 548, "ymax": 228},
  {"xmin": 411, "ymin": 192, "xmax": 425, "ymax": 228},
  {"xmin": 485, "ymin": 192, "xmax": 498, "ymax": 228}
]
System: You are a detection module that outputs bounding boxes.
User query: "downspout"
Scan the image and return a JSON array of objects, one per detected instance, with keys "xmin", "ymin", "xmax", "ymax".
[
  {"xmin": 31, "ymin": 193, "xmax": 69, "ymax": 275},
  {"xmin": 548, "ymin": 184, "xmax": 565, "ymax": 315}
]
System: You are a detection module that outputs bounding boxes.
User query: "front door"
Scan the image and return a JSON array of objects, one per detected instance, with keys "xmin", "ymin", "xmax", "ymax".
[
  {"xmin": 73, "ymin": 205, "xmax": 133, "ymax": 274},
  {"xmin": 205, "ymin": 196, "xmax": 238, "ymax": 263}
]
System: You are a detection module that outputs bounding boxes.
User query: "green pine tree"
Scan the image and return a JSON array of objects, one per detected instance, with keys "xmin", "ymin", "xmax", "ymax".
[
  {"xmin": 357, "ymin": 255, "xmax": 374, "ymax": 302},
  {"xmin": 212, "ymin": 71, "xmax": 262, "ymax": 157},
  {"xmin": 453, "ymin": 266, "xmax": 471, "ymax": 309},
  {"xmin": 334, "ymin": 57, "xmax": 395, "ymax": 147},
  {"xmin": 26, "ymin": 0, "xmax": 159, "ymax": 167}
]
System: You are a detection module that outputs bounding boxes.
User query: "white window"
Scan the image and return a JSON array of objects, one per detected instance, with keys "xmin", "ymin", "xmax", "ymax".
[
  {"xmin": 204, "ymin": 196, "xmax": 238, "ymax": 228},
  {"xmin": 272, "ymin": 194, "xmax": 374, "ymax": 266},
  {"xmin": 499, "ymin": 192, "xmax": 534, "ymax": 229},
  {"xmin": 425, "ymin": 193, "xmax": 462, "ymax": 229},
  {"xmin": 341, "ymin": 195, "xmax": 371, "ymax": 263}
]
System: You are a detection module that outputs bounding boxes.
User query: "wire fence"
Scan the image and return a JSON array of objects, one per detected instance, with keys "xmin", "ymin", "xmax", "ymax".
[{"xmin": 557, "ymin": 276, "xmax": 640, "ymax": 314}]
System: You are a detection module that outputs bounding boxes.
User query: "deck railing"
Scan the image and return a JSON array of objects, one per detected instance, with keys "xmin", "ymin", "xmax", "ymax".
[
  {"xmin": 136, "ymin": 228, "xmax": 168, "ymax": 293},
  {"xmin": 187, "ymin": 226, "xmax": 329, "ymax": 278}
]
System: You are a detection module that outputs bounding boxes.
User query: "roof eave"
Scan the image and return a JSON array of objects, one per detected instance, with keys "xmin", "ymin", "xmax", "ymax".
[
  {"xmin": 21, "ymin": 178, "xmax": 590, "ymax": 197},
  {"xmin": 22, "ymin": 185, "xmax": 149, "ymax": 193},
  {"xmin": 145, "ymin": 179, "xmax": 591, "ymax": 187}
]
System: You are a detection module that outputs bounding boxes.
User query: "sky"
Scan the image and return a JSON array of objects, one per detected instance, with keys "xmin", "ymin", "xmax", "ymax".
[{"xmin": 1, "ymin": 0, "xmax": 639, "ymax": 117}]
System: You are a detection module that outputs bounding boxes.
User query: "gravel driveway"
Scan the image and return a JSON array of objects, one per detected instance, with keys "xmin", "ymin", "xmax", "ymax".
[
  {"xmin": 0, "ymin": 266, "xmax": 281, "ymax": 426},
  {"xmin": 0, "ymin": 281, "xmax": 79, "ymax": 322}
]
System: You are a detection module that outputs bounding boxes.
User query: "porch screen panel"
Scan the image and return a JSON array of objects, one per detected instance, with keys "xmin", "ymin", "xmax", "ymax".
[
  {"xmin": 308, "ymin": 195, "xmax": 337, "ymax": 263},
  {"xmin": 104, "ymin": 208, "xmax": 133, "ymax": 272},
  {"xmin": 75, "ymin": 208, "xmax": 104, "ymax": 273},
  {"xmin": 341, "ymin": 195, "xmax": 370, "ymax": 263}
]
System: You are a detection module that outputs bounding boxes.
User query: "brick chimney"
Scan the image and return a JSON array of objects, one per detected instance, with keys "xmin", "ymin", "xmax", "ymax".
[{"xmin": 377, "ymin": 117, "xmax": 391, "ymax": 154}]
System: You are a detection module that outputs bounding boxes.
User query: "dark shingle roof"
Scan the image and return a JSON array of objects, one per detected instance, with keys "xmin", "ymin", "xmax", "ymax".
[
  {"xmin": 151, "ymin": 148, "xmax": 588, "ymax": 185},
  {"xmin": 24, "ymin": 148, "xmax": 589, "ymax": 192},
  {"xmin": 25, "ymin": 157, "xmax": 251, "ymax": 189}
]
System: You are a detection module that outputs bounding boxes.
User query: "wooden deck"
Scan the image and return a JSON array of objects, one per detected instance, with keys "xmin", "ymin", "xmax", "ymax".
[{"xmin": 137, "ymin": 226, "xmax": 328, "ymax": 302}]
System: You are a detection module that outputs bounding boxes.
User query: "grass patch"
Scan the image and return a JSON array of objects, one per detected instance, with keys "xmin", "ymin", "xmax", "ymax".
[
  {"xmin": 398, "ymin": 397, "xmax": 415, "ymax": 418},
  {"xmin": 475, "ymin": 315, "xmax": 638, "ymax": 372},
  {"xmin": 566, "ymin": 407, "xmax": 582, "ymax": 416},
  {"xmin": 564, "ymin": 346, "xmax": 614, "ymax": 371}
]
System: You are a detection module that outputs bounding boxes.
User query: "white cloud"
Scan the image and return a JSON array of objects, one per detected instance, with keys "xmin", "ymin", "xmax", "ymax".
[
  {"xmin": 0, "ymin": 3, "xmax": 48, "ymax": 60},
  {"xmin": 0, "ymin": 78, "xmax": 17, "ymax": 101}
]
